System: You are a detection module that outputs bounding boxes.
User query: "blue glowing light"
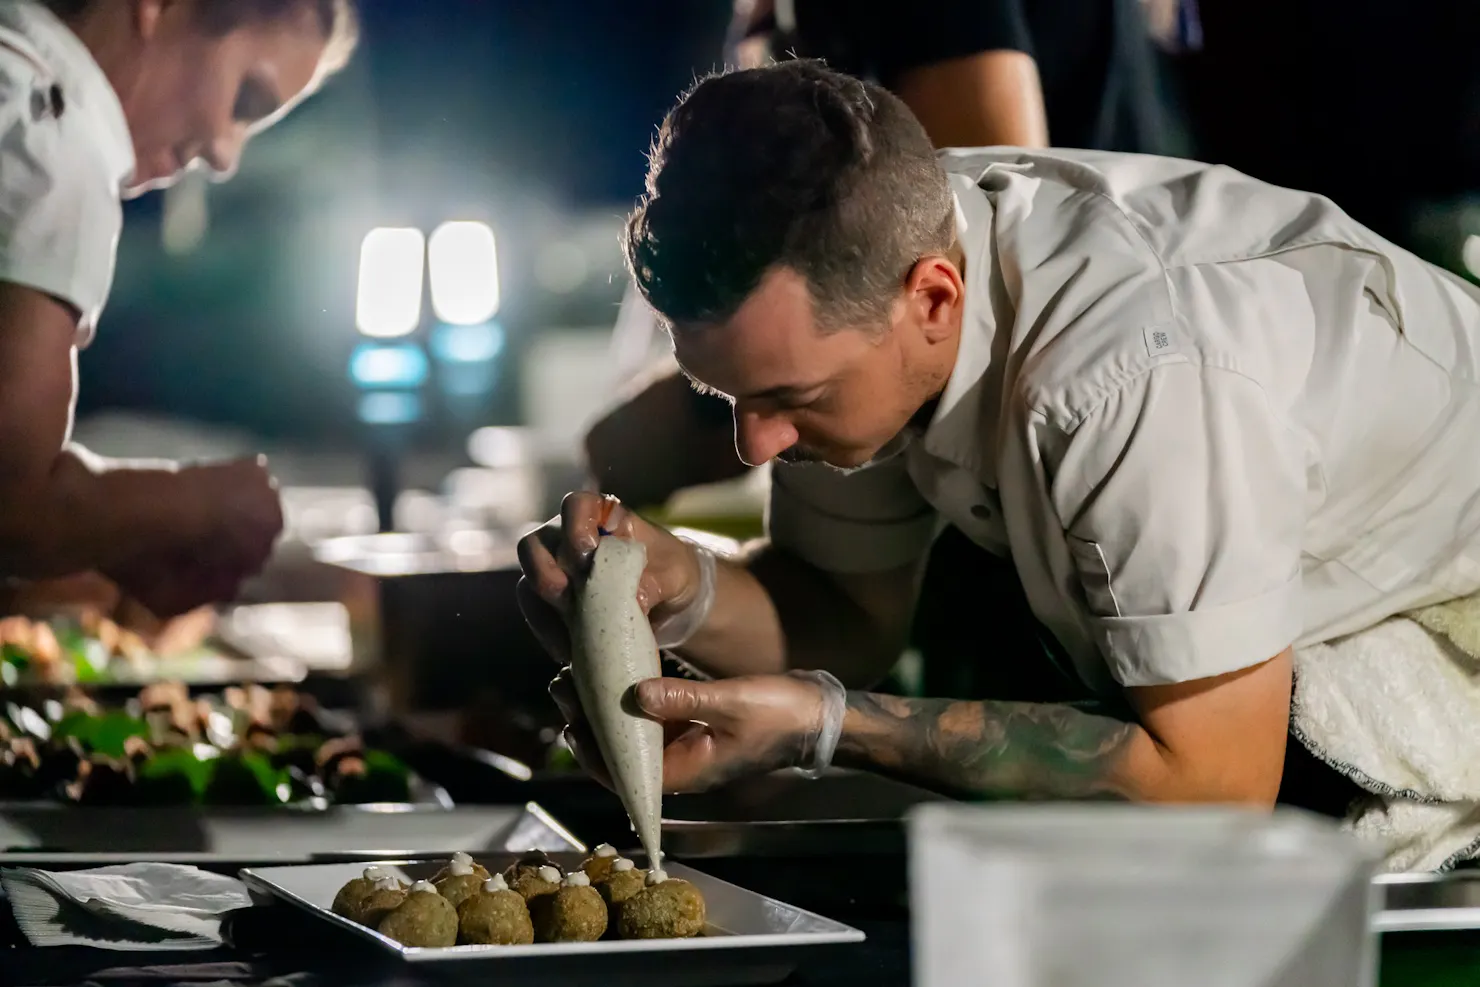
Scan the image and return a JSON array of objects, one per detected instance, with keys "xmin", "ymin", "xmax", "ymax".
[
  {"xmin": 358, "ymin": 391, "xmax": 422, "ymax": 425},
  {"xmin": 430, "ymin": 322, "xmax": 504, "ymax": 364},
  {"xmin": 349, "ymin": 343, "xmax": 429, "ymax": 389},
  {"xmin": 440, "ymin": 361, "xmax": 496, "ymax": 399}
]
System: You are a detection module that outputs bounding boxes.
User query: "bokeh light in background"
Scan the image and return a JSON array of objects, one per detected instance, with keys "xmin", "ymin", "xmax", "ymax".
[
  {"xmin": 358, "ymin": 391, "xmax": 423, "ymax": 426},
  {"xmin": 349, "ymin": 343, "xmax": 430, "ymax": 389},
  {"xmin": 79, "ymin": 0, "xmax": 736, "ymax": 449},
  {"xmin": 356, "ymin": 228, "xmax": 427, "ymax": 338},
  {"xmin": 467, "ymin": 426, "xmax": 531, "ymax": 470},
  {"xmin": 432, "ymin": 322, "xmax": 505, "ymax": 411},
  {"xmin": 431, "ymin": 323, "xmax": 504, "ymax": 365},
  {"xmin": 428, "ymin": 221, "xmax": 501, "ymax": 325}
]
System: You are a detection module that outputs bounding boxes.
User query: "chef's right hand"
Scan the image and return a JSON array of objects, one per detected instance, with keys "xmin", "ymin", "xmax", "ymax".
[
  {"xmin": 516, "ymin": 492, "xmax": 701, "ymax": 664},
  {"xmin": 548, "ymin": 667, "xmax": 819, "ymax": 793}
]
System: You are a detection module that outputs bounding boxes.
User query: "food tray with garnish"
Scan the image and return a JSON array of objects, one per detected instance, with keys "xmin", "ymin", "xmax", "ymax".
[
  {"xmin": 240, "ymin": 850, "xmax": 864, "ymax": 985},
  {"xmin": 0, "ymin": 683, "xmax": 436, "ymax": 811},
  {"xmin": 0, "ymin": 609, "xmax": 308, "ymax": 693}
]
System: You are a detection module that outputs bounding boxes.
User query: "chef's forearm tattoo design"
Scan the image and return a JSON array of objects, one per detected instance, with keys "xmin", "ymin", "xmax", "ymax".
[{"xmin": 835, "ymin": 692, "xmax": 1136, "ymax": 800}]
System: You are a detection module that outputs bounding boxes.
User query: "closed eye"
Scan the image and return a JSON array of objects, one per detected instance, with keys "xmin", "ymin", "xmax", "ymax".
[
  {"xmin": 234, "ymin": 77, "xmax": 282, "ymax": 125},
  {"xmin": 772, "ymin": 387, "xmax": 831, "ymax": 412}
]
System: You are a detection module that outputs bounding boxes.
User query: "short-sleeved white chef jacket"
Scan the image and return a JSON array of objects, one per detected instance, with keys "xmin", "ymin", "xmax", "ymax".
[
  {"xmin": 0, "ymin": 0, "xmax": 133, "ymax": 344},
  {"xmin": 769, "ymin": 148, "xmax": 1480, "ymax": 695}
]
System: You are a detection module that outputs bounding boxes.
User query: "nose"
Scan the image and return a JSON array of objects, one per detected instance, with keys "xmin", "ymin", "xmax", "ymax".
[
  {"xmin": 734, "ymin": 406, "xmax": 799, "ymax": 467},
  {"xmin": 202, "ymin": 127, "xmax": 248, "ymax": 180}
]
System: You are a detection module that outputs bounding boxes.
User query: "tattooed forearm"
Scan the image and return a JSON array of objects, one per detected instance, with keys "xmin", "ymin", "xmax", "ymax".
[{"xmin": 835, "ymin": 693, "xmax": 1137, "ymax": 800}]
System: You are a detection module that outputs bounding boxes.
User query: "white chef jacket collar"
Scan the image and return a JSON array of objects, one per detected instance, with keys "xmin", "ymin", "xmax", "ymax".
[
  {"xmin": 917, "ymin": 169, "xmax": 1002, "ymax": 487},
  {"xmin": 0, "ymin": 1, "xmax": 135, "ymax": 190}
]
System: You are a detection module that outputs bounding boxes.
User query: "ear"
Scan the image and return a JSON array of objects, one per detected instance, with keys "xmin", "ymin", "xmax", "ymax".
[{"xmin": 896, "ymin": 253, "xmax": 964, "ymax": 345}]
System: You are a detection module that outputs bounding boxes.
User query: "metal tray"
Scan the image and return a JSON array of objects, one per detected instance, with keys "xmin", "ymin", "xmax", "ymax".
[
  {"xmin": 0, "ymin": 801, "xmax": 579, "ymax": 864},
  {"xmin": 240, "ymin": 854, "xmax": 865, "ymax": 986},
  {"xmin": 1375, "ymin": 871, "xmax": 1480, "ymax": 932},
  {"xmin": 661, "ymin": 769, "xmax": 944, "ymax": 858},
  {"xmin": 0, "ymin": 769, "xmax": 452, "ymax": 814}
]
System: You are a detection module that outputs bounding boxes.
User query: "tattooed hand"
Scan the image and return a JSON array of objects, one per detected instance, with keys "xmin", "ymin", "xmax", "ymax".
[{"xmin": 548, "ymin": 669, "xmax": 821, "ymax": 793}]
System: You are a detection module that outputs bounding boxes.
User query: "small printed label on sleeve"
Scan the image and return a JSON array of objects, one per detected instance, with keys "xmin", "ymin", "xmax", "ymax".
[{"xmin": 1142, "ymin": 324, "xmax": 1179, "ymax": 359}]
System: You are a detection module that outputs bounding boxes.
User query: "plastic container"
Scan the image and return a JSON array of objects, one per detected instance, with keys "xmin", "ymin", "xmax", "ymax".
[{"xmin": 909, "ymin": 804, "xmax": 1378, "ymax": 987}]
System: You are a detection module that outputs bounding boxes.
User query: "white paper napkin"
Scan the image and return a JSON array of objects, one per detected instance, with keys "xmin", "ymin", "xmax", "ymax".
[{"xmin": 1, "ymin": 863, "xmax": 253, "ymax": 950}]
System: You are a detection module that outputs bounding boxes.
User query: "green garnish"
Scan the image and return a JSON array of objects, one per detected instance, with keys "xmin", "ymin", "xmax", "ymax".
[
  {"xmin": 139, "ymin": 748, "xmax": 215, "ymax": 802},
  {"xmin": 52, "ymin": 712, "xmax": 149, "ymax": 759},
  {"xmin": 2, "ymin": 643, "xmax": 31, "ymax": 669}
]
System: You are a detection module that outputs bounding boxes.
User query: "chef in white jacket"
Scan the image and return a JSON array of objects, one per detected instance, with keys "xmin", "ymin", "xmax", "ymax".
[
  {"xmin": 522, "ymin": 61, "xmax": 1480, "ymax": 810},
  {"xmin": 0, "ymin": 0, "xmax": 354, "ymax": 618}
]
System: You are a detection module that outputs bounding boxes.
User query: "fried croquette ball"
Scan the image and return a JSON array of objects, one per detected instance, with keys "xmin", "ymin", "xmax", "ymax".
[
  {"xmin": 507, "ymin": 863, "xmax": 562, "ymax": 902},
  {"xmin": 332, "ymin": 877, "xmax": 377, "ymax": 919},
  {"xmin": 376, "ymin": 882, "xmax": 458, "ymax": 947},
  {"xmin": 332, "ymin": 866, "xmax": 398, "ymax": 920},
  {"xmin": 434, "ymin": 873, "xmax": 484, "ymax": 908},
  {"xmin": 502, "ymin": 851, "xmax": 563, "ymax": 885},
  {"xmin": 357, "ymin": 882, "xmax": 408, "ymax": 927},
  {"xmin": 530, "ymin": 872, "xmax": 607, "ymax": 943},
  {"xmin": 618, "ymin": 871, "xmax": 706, "ymax": 940},
  {"xmin": 596, "ymin": 857, "xmax": 646, "ymax": 919},
  {"xmin": 456, "ymin": 874, "xmax": 534, "ymax": 946},
  {"xmin": 432, "ymin": 850, "xmax": 491, "ymax": 884},
  {"xmin": 580, "ymin": 843, "xmax": 620, "ymax": 883}
]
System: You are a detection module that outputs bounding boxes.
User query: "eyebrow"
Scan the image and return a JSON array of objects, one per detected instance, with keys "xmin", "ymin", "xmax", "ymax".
[{"xmin": 675, "ymin": 361, "xmax": 829, "ymax": 404}]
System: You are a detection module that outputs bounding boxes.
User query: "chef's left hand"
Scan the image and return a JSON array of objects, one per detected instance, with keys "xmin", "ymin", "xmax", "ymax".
[{"xmin": 549, "ymin": 670, "xmax": 823, "ymax": 793}]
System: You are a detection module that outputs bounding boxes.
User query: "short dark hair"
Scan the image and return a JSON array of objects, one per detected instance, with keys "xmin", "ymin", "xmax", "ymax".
[
  {"xmin": 624, "ymin": 61, "xmax": 954, "ymax": 332},
  {"xmin": 47, "ymin": 0, "xmax": 359, "ymax": 79}
]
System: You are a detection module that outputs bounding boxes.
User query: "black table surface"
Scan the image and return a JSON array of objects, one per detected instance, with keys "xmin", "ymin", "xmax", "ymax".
[
  {"xmin": 5, "ymin": 872, "xmax": 1480, "ymax": 987},
  {"xmin": 0, "ymin": 904, "xmax": 910, "ymax": 987},
  {"xmin": 12, "ymin": 908, "xmax": 1480, "ymax": 986},
  {"xmin": 12, "ymin": 912, "xmax": 1480, "ymax": 987}
]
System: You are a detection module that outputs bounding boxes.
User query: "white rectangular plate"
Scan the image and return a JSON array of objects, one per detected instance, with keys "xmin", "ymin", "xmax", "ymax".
[
  {"xmin": 240, "ymin": 853, "xmax": 865, "ymax": 985},
  {"xmin": 0, "ymin": 802, "xmax": 580, "ymax": 862}
]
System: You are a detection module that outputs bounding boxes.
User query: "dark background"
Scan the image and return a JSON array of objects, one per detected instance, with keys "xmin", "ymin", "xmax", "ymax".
[
  {"xmin": 80, "ymin": 0, "xmax": 735, "ymax": 444},
  {"xmin": 73, "ymin": 0, "xmax": 1480, "ymax": 450}
]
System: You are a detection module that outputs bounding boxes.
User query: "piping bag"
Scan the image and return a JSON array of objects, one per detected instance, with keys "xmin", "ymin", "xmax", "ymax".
[{"xmin": 566, "ymin": 499, "xmax": 664, "ymax": 866}]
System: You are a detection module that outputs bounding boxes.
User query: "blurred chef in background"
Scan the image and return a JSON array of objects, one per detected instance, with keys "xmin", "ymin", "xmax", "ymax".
[
  {"xmin": 0, "ymin": 0, "xmax": 357, "ymax": 620},
  {"xmin": 586, "ymin": 0, "xmax": 1170, "ymax": 511}
]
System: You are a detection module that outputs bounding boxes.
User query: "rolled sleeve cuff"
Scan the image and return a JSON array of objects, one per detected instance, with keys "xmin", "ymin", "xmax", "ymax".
[
  {"xmin": 1089, "ymin": 577, "xmax": 1304, "ymax": 687},
  {"xmin": 0, "ymin": 259, "xmax": 99, "ymax": 337}
]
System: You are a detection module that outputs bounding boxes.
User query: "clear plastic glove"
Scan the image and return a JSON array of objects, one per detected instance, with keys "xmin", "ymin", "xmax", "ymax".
[
  {"xmin": 547, "ymin": 668, "xmax": 843, "ymax": 793},
  {"xmin": 516, "ymin": 492, "xmax": 710, "ymax": 664}
]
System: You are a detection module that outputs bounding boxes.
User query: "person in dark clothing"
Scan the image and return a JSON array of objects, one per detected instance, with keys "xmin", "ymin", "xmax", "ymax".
[
  {"xmin": 731, "ymin": 0, "xmax": 1168, "ymax": 154},
  {"xmin": 1173, "ymin": 0, "xmax": 1479, "ymax": 258}
]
